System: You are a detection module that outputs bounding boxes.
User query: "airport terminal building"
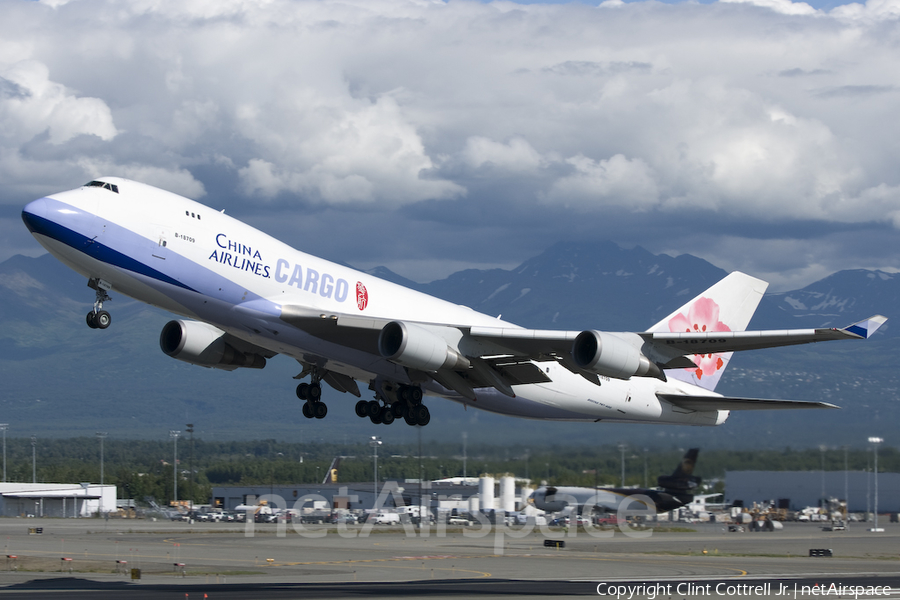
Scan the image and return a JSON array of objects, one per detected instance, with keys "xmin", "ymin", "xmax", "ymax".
[{"xmin": 725, "ymin": 470, "xmax": 900, "ymax": 513}]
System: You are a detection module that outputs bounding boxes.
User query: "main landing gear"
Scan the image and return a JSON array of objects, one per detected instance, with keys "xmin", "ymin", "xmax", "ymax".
[
  {"xmin": 297, "ymin": 377, "xmax": 327, "ymax": 419},
  {"xmin": 86, "ymin": 278, "xmax": 112, "ymax": 329},
  {"xmin": 354, "ymin": 384, "xmax": 430, "ymax": 427}
]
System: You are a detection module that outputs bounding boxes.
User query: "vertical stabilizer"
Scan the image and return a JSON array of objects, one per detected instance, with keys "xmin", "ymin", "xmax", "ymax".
[
  {"xmin": 648, "ymin": 272, "xmax": 768, "ymax": 391},
  {"xmin": 656, "ymin": 448, "xmax": 701, "ymax": 493}
]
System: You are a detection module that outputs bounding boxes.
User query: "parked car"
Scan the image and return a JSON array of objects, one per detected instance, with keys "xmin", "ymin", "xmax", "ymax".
[{"xmin": 594, "ymin": 515, "xmax": 620, "ymax": 525}]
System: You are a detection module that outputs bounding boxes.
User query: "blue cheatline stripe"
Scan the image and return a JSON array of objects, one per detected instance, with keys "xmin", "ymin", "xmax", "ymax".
[{"xmin": 22, "ymin": 210, "xmax": 197, "ymax": 293}]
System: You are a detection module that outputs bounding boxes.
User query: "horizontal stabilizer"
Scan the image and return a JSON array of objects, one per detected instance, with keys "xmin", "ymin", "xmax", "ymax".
[{"xmin": 659, "ymin": 394, "xmax": 839, "ymax": 411}]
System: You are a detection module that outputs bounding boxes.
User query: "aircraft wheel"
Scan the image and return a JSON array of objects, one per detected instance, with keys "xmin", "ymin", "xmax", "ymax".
[
  {"xmin": 366, "ymin": 400, "xmax": 381, "ymax": 418},
  {"xmin": 296, "ymin": 383, "xmax": 309, "ymax": 400},
  {"xmin": 96, "ymin": 310, "xmax": 111, "ymax": 329},
  {"xmin": 398, "ymin": 387, "xmax": 409, "ymax": 402},
  {"xmin": 369, "ymin": 411, "xmax": 383, "ymax": 425},
  {"xmin": 409, "ymin": 387, "xmax": 423, "ymax": 404},
  {"xmin": 381, "ymin": 407, "xmax": 395, "ymax": 425},
  {"xmin": 415, "ymin": 405, "xmax": 430, "ymax": 426},
  {"xmin": 86, "ymin": 312, "xmax": 98, "ymax": 329},
  {"xmin": 302, "ymin": 402, "xmax": 314, "ymax": 419},
  {"xmin": 403, "ymin": 410, "xmax": 417, "ymax": 426},
  {"xmin": 355, "ymin": 400, "xmax": 368, "ymax": 418},
  {"xmin": 314, "ymin": 402, "xmax": 327, "ymax": 419},
  {"xmin": 308, "ymin": 382, "xmax": 322, "ymax": 401},
  {"xmin": 391, "ymin": 403, "xmax": 404, "ymax": 417}
]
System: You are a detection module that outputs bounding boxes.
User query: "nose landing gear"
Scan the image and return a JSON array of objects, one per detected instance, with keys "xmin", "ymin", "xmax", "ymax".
[{"xmin": 86, "ymin": 278, "xmax": 112, "ymax": 329}]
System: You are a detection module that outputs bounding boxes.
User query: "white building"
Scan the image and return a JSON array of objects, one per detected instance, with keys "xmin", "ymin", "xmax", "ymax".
[{"xmin": 0, "ymin": 483, "xmax": 117, "ymax": 517}]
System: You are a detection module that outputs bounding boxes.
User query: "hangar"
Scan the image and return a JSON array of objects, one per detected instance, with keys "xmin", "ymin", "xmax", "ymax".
[{"xmin": 0, "ymin": 483, "xmax": 117, "ymax": 517}]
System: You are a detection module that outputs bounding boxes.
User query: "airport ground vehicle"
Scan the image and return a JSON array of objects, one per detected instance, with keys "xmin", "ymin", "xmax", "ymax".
[{"xmin": 373, "ymin": 512, "xmax": 401, "ymax": 525}]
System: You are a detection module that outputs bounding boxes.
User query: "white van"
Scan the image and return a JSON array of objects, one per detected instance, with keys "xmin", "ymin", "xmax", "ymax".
[{"xmin": 374, "ymin": 512, "xmax": 401, "ymax": 525}]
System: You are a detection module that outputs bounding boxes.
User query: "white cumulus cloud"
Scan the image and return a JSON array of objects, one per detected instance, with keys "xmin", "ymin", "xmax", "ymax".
[
  {"xmin": 0, "ymin": 60, "xmax": 117, "ymax": 145},
  {"xmin": 2, "ymin": 0, "xmax": 900, "ymax": 285}
]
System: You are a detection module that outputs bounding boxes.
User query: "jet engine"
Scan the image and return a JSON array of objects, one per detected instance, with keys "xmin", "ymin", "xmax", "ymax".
[
  {"xmin": 160, "ymin": 320, "xmax": 266, "ymax": 370},
  {"xmin": 571, "ymin": 330, "xmax": 662, "ymax": 380},
  {"xmin": 378, "ymin": 321, "xmax": 470, "ymax": 372}
]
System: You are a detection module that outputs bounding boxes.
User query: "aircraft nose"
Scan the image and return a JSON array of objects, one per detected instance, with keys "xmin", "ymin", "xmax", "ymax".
[{"xmin": 21, "ymin": 197, "xmax": 51, "ymax": 235}]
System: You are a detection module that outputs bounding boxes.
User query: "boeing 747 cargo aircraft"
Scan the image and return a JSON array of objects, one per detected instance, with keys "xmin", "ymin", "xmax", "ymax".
[{"xmin": 21, "ymin": 178, "xmax": 886, "ymax": 427}]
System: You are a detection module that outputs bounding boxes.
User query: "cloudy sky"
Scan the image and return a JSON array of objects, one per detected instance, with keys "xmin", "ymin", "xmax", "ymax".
[{"xmin": 2, "ymin": 0, "xmax": 898, "ymax": 290}]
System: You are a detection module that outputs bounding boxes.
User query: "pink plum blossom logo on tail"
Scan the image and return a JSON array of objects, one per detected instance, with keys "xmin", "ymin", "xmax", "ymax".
[{"xmin": 668, "ymin": 297, "xmax": 730, "ymax": 381}]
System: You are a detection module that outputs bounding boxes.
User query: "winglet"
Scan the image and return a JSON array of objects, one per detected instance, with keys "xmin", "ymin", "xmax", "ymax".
[{"xmin": 842, "ymin": 315, "xmax": 887, "ymax": 339}]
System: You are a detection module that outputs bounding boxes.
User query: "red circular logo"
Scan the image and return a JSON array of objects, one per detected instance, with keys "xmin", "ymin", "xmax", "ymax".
[{"xmin": 356, "ymin": 281, "xmax": 368, "ymax": 311}]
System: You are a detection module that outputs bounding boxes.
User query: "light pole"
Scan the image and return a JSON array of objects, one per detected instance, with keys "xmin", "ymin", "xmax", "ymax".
[
  {"xmin": 843, "ymin": 445, "xmax": 849, "ymax": 527},
  {"xmin": 618, "ymin": 443, "xmax": 627, "ymax": 487},
  {"xmin": 186, "ymin": 424, "xmax": 194, "ymax": 511},
  {"xmin": 462, "ymin": 432, "xmax": 467, "ymax": 482},
  {"xmin": 866, "ymin": 453, "xmax": 871, "ymax": 520},
  {"xmin": 31, "ymin": 435, "xmax": 36, "ymax": 483},
  {"xmin": 819, "ymin": 444, "xmax": 827, "ymax": 507},
  {"xmin": 170, "ymin": 430, "xmax": 181, "ymax": 505},
  {"xmin": 868, "ymin": 437, "xmax": 883, "ymax": 532},
  {"xmin": 418, "ymin": 425, "xmax": 423, "ymax": 525},
  {"xmin": 369, "ymin": 436, "xmax": 382, "ymax": 509},
  {"xmin": 643, "ymin": 448, "xmax": 649, "ymax": 488},
  {"xmin": 0, "ymin": 424, "xmax": 7, "ymax": 483},
  {"xmin": 96, "ymin": 432, "xmax": 107, "ymax": 485}
]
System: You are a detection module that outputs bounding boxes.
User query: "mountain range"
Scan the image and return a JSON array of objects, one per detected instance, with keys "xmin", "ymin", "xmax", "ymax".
[{"xmin": 0, "ymin": 242, "xmax": 895, "ymax": 449}]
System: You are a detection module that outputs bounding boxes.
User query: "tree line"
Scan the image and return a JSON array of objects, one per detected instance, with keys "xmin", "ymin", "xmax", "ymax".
[{"xmin": 1, "ymin": 437, "xmax": 895, "ymax": 506}]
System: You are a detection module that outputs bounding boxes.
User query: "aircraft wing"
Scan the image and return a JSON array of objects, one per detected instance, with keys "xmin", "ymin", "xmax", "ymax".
[
  {"xmin": 469, "ymin": 315, "xmax": 887, "ymax": 359},
  {"xmin": 658, "ymin": 394, "xmax": 839, "ymax": 411},
  {"xmin": 640, "ymin": 315, "xmax": 887, "ymax": 354},
  {"xmin": 280, "ymin": 304, "xmax": 886, "ymax": 359},
  {"xmin": 280, "ymin": 304, "xmax": 887, "ymax": 397}
]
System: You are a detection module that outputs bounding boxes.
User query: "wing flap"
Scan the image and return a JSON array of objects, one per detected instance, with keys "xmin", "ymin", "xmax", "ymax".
[{"xmin": 659, "ymin": 393, "xmax": 839, "ymax": 411}]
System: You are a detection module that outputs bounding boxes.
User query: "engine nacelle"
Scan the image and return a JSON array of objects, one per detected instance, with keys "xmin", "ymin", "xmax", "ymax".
[
  {"xmin": 571, "ymin": 330, "xmax": 660, "ymax": 380},
  {"xmin": 378, "ymin": 321, "xmax": 470, "ymax": 372},
  {"xmin": 160, "ymin": 320, "xmax": 266, "ymax": 370}
]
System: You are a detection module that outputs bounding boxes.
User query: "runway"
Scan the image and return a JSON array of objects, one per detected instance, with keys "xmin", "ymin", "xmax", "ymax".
[{"xmin": 0, "ymin": 518, "xmax": 897, "ymax": 598}]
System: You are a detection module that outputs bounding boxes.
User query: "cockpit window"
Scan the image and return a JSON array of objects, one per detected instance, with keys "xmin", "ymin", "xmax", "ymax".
[{"xmin": 84, "ymin": 181, "xmax": 119, "ymax": 194}]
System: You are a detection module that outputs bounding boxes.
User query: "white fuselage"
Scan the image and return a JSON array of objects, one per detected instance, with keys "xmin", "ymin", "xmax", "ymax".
[{"xmin": 22, "ymin": 179, "xmax": 727, "ymax": 425}]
